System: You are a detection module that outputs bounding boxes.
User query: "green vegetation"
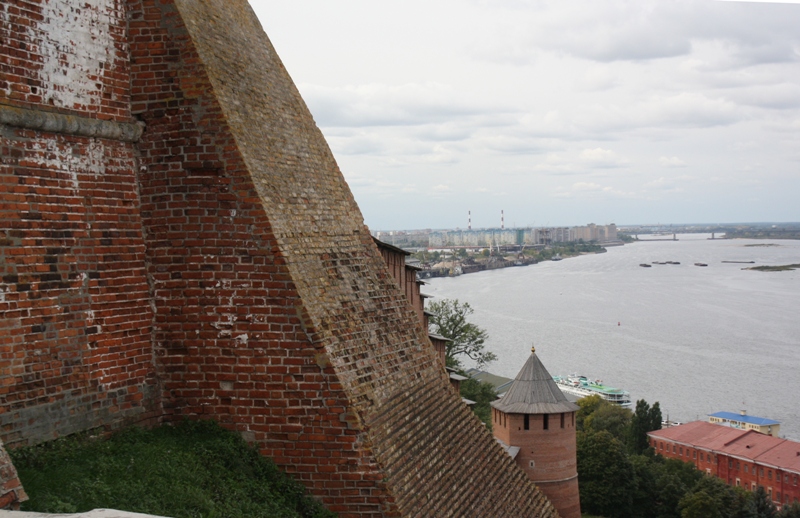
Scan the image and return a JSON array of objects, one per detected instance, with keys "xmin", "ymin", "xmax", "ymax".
[
  {"xmin": 10, "ymin": 420, "xmax": 335, "ymax": 518},
  {"xmin": 458, "ymin": 376, "xmax": 498, "ymax": 430},
  {"xmin": 527, "ymin": 241, "xmax": 606, "ymax": 261},
  {"xmin": 426, "ymin": 297, "xmax": 499, "ymax": 428},
  {"xmin": 746, "ymin": 264, "xmax": 800, "ymax": 272},
  {"xmin": 724, "ymin": 228, "xmax": 800, "ymax": 240},
  {"xmin": 427, "ymin": 298, "xmax": 497, "ymax": 369}
]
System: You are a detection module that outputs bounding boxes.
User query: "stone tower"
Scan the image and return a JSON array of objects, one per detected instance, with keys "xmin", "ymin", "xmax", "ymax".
[{"xmin": 492, "ymin": 346, "xmax": 582, "ymax": 518}]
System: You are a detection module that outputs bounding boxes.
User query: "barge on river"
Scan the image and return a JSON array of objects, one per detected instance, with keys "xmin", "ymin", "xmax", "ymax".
[{"xmin": 553, "ymin": 374, "xmax": 632, "ymax": 408}]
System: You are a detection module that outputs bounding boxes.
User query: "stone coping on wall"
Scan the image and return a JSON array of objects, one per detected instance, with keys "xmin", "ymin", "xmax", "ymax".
[{"xmin": 0, "ymin": 510, "xmax": 168, "ymax": 518}]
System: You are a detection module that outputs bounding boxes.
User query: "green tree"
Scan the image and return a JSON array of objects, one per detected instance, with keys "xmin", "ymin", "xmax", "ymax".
[
  {"xmin": 629, "ymin": 399, "xmax": 662, "ymax": 454},
  {"xmin": 427, "ymin": 299, "xmax": 497, "ymax": 368},
  {"xmin": 577, "ymin": 430, "xmax": 636, "ymax": 518},
  {"xmin": 584, "ymin": 401, "xmax": 632, "ymax": 443},
  {"xmin": 576, "ymin": 394, "xmax": 606, "ymax": 431},
  {"xmin": 630, "ymin": 454, "xmax": 659, "ymax": 518},
  {"xmin": 458, "ymin": 377, "xmax": 497, "ymax": 430},
  {"xmin": 778, "ymin": 502, "xmax": 800, "ymax": 518},
  {"xmin": 751, "ymin": 486, "xmax": 777, "ymax": 518},
  {"xmin": 679, "ymin": 476, "xmax": 755, "ymax": 518},
  {"xmin": 680, "ymin": 490, "xmax": 723, "ymax": 518}
]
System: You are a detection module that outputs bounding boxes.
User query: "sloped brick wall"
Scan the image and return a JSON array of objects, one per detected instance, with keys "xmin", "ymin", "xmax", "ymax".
[
  {"xmin": 126, "ymin": 1, "xmax": 391, "ymax": 513},
  {"xmin": 168, "ymin": 1, "xmax": 559, "ymax": 516}
]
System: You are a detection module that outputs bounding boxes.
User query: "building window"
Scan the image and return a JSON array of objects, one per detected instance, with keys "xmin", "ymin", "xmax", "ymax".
[
  {"xmin": 777, "ymin": 492, "xmax": 781, "ymax": 502},
  {"xmin": 561, "ymin": 412, "xmax": 565, "ymax": 429},
  {"xmin": 769, "ymin": 471, "xmax": 773, "ymax": 480},
  {"xmin": 736, "ymin": 461, "xmax": 740, "ymax": 470},
  {"xmin": 524, "ymin": 414, "xmax": 530, "ymax": 430},
  {"xmin": 693, "ymin": 450, "xmax": 696, "ymax": 459},
  {"xmin": 736, "ymin": 478, "xmax": 741, "ymax": 487},
  {"xmin": 543, "ymin": 414, "xmax": 549, "ymax": 430},
  {"xmin": 729, "ymin": 460, "xmax": 733, "ymax": 469},
  {"xmin": 761, "ymin": 468, "xmax": 764, "ymax": 477},
  {"xmin": 680, "ymin": 447, "xmax": 683, "ymax": 455},
  {"xmin": 745, "ymin": 465, "xmax": 749, "ymax": 473}
]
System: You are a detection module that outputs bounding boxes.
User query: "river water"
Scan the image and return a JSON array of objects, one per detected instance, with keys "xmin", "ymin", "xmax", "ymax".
[{"xmin": 424, "ymin": 234, "xmax": 800, "ymax": 439}]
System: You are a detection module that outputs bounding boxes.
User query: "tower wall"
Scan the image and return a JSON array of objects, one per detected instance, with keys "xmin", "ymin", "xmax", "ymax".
[
  {"xmin": 0, "ymin": 0, "xmax": 160, "ymax": 445},
  {"xmin": 494, "ymin": 409, "xmax": 581, "ymax": 518}
]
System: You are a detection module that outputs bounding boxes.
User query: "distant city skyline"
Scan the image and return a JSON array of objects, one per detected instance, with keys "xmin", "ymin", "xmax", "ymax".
[{"xmin": 252, "ymin": 1, "xmax": 800, "ymax": 230}]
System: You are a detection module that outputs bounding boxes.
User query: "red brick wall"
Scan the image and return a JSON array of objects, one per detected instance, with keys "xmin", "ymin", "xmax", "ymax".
[
  {"xmin": 651, "ymin": 438, "xmax": 800, "ymax": 508},
  {"xmin": 494, "ymin": 410, "xmax": 581, "ymax": 518},
  {"xmin": 0, "ymin": 0, "xmax": 159, "ymax": 446},
  {"xmin": 0, "ymin": 0, "xmax": 131, "ymax": 119}
]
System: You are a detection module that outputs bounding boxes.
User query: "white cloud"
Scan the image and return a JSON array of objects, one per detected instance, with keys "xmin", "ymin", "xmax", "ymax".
[
  {"xmin": 579, "ymin": 148, "xmax": 630, "ymax": 168},
  {"xmin": 659, "ymin": 156, "xmax": 687, "ymax": 168}
]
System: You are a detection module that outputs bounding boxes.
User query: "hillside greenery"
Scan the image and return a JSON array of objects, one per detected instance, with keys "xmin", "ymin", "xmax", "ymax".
[{"xmin": 10, "ymin": 420, "xmax": 335, "ymax": 518}]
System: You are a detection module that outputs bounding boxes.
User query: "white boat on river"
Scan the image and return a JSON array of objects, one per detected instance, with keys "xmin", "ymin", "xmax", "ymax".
[{"xmin": 553, "ymin": 374, "xmax": 632, "ymax": 408}]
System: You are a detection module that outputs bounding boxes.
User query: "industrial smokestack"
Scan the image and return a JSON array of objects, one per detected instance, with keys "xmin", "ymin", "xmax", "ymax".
[
  {"xmin": 468, "ymin": 210, "xmax": 471, "ymax": 230},
  {"xmin": 501, "ymin": 210, "xmax": 505, "ymax": 230}
]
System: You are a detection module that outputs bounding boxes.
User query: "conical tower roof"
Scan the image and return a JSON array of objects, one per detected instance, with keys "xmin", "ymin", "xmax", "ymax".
[{"xmin": 491, "ymin": 346, "xmax": 579, "ymax": 414}]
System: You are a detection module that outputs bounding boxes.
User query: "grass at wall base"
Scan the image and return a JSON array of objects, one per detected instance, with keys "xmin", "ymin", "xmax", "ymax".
[{"xmin": 10, "ymin": 420, "xmax": 336, "ymax": 518}]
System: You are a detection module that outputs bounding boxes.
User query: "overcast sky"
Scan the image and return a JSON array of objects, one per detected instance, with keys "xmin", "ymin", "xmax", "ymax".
[{"xmin": 250, "ymin": 0, "xmax": 800, "ymax": 230}]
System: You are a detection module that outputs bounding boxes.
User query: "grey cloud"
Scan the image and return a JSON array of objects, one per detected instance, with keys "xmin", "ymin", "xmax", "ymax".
[{"xmin": 299, "ymin": 83, "xmax": 511, "ymax": 128}]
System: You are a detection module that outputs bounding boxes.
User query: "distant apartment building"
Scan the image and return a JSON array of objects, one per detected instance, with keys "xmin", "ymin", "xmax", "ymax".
[
  {"xmin": 426, "ymin": 224, "xmax": 618, "ymax": 248},
  {"xmin": 428, "ymin": 228, "xmax": 525, "ymax": 248}
]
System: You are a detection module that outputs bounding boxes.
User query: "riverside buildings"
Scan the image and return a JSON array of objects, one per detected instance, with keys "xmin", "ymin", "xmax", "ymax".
[{"xmin": 649, "ymin": 421, "xmax": 800, "ymax": 510}]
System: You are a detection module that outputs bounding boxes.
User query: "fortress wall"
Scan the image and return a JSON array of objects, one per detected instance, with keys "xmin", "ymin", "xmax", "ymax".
[
  {"xmin": 127, "ymin": 1, "xmax": 392, "ymax": 514},
  {"xmin": 169, "ymin": 1, "xmax": 557, "ymax": 516},
  {"xmin": 0, "ymin": 1, "xmax": 560, "ymax": 515},
  {"xmin": 0, "ymin": 0, "xmax": 159, "ymax": 446}
]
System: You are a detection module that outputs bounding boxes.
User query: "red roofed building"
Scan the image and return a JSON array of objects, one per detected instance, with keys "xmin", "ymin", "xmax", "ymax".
[{"xmin": 649, "ymin": 421, "xmax": 800, "ymax": 509}]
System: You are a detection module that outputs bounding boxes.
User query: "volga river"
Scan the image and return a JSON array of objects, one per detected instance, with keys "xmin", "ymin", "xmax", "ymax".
[{"xmin": 424, "ymin": 234, "xmax": 800, "ymax": 440}]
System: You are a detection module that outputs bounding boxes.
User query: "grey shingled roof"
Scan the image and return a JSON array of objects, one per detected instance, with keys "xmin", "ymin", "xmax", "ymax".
[{"xmin": 491, "ymin": 350, "xmax": 579, "ymax": 415}]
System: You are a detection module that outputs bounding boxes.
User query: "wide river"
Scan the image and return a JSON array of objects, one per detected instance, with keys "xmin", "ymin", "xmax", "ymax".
[{"xmin": 424, "ymin": 234, "xmax": 800, "ymax": 439}]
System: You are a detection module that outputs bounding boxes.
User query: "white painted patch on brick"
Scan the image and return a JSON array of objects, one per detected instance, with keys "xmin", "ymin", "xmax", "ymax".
[
  {"xmin": 33, "ymin": 0, "xmax": 120, "ymax": 111},
  {"xmin": 27, "ymin": 138, "xmax": 105, "ymax": 191}
]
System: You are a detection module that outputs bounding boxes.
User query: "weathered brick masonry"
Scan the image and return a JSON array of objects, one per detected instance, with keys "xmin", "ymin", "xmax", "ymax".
[{"xmin": 1, "ymin": 1, "xmax": 559, "ymax": 516}]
